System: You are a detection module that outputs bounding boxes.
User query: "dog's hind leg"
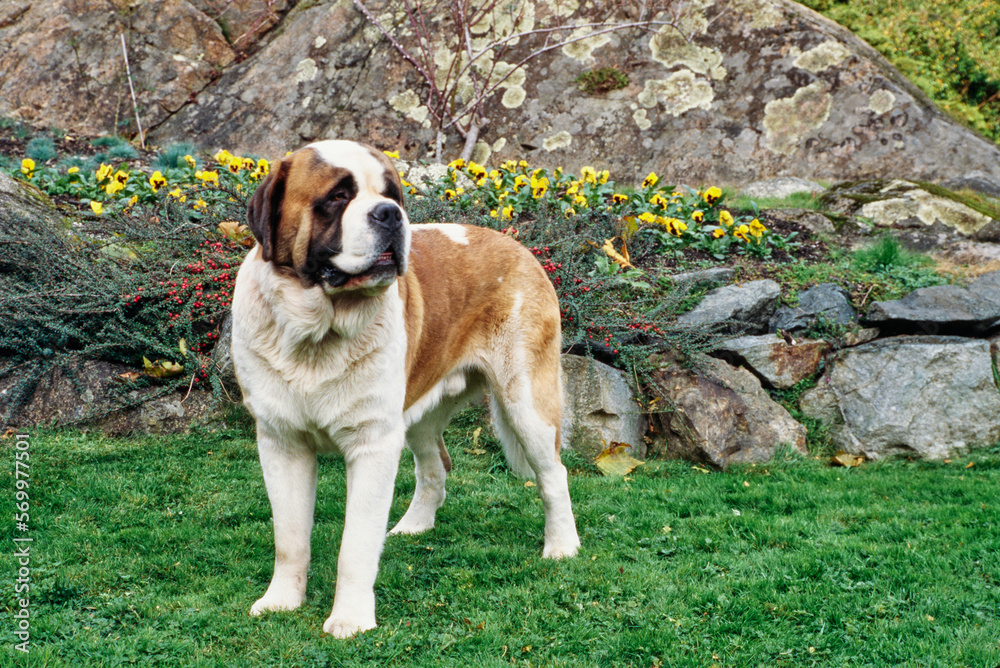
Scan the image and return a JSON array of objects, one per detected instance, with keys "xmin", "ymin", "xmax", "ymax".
[
  {"xmin": 391, "ymin": 383, "xmax": 479, "ymax": 535},
  {"xmin": 490, "ymin": 392, "xmax": 581, "ymax": 559}
]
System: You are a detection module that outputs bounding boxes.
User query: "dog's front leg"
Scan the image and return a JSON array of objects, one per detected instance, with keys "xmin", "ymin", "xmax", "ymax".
[
  {"xmin": 323, "ymin": 432, "xmax": 403, "ymax": 638},
  {"xmin": 250, "ymin": 431, "xmax": 318, "ymax": 616}
]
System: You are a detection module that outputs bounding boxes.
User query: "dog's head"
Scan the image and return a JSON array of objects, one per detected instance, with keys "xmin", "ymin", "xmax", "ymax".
[{"xmin": 247, "ymin": 140, "xmax": 410, "ymax": 293}]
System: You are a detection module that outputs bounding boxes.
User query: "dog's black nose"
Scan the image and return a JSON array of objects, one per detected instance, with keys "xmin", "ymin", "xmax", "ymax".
[{"xmin": 371, "ymin": 202, "xmax": 403, "ymax": 228}]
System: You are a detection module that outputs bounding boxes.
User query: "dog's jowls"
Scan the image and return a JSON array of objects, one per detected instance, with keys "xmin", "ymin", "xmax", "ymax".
[{"xmin": 231, "ymin": 140, "xmax": 580, "ymax": 637}]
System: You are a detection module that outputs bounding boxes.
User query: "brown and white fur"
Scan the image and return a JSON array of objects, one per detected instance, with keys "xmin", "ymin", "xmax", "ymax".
[{"xmin": 231, "ymin": 140, "xmax": 580, "ymax": 638}]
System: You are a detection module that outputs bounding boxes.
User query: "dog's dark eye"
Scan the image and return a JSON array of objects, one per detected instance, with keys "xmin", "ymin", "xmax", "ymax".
[{"xmin": 329, "ymin": 189, "xmax": 349, "ymax": 202}]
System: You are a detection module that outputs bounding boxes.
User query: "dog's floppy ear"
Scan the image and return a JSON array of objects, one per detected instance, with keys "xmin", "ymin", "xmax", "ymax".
[{"xmin": 247, "ymin": 159, "xmax": 289, "ymax": 262}]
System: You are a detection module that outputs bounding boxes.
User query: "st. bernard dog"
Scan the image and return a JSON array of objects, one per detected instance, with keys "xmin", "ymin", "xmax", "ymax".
[{"xmin": 231, "ymin": 140, "xmax": 580, "ymax": 637}]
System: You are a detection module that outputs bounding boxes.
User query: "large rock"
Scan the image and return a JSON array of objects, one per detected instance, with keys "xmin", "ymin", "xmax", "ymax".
[
  {"xmin": 771, "ymin": 282, "xmax": 857, "ymax": 332},
  {"xmin": 740, "ymin": 177, "xmax": 825, "ymax": 200},
  {"xmin": 0, "ymin": 1, "xmax": 287, "ymax": 136},
  {"xmin": 646, "ymin": 353, "xmax": 807, "ymax": 467},
  {"xmin": 668, "ymin": 266, "xmax": 736, "ymax": 291},
  {"xmin": 714, "ymin": 334, "xmax": 829, "ymax": 389},
  {"xmin": 0, "ymin": 359, "xmax": 222, "ymax": 434},
  {"xmin": 561, "ymin": 354, "xmax": 647, "ymax": 460},
  {"xmin": 676, "ymin": 279, "xmax": 781, "ymax": 334},
  {"xmin": 5, "ymin": 0, "xmax": 999, "ymax": 186},
  {"xmin": 821, "ymin": 180, "xmax": 1000, "ymax": 241},
  {"xmin": 864, "ymin": 271, "xmax": 1000, "ymax": 335},
  {"xmin": 799, "ymin": 336, "xmax": 1000, "ymax": 460}
]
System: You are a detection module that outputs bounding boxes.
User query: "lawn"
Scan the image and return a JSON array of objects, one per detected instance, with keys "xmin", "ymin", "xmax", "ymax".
[{"xmin": 2, "ymin": 413, "xmax": 999, "ymax": 667}]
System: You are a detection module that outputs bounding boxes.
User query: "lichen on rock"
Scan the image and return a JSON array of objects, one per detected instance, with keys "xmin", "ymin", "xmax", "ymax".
[
  {"xmin": 638, "ymin": 70, "xmax": 714, "ymax": 117},
  {"xmin": 793, "ymin": 40, "xmax": 852, "ymax": 74},
  {"xmin": 543, "ymin": 131, "xmax": 573, "ymax": 151},
  {"xmin": 763, "ymin": 81, "xmax": 833, "ymax": 155},
  {"xmin": 868, "ymin": 89, "xmax": 896, "ymax": 114}
]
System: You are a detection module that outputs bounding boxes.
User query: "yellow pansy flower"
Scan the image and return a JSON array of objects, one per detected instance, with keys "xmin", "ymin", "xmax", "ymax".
[
  {"xmin": 96, "ymin": 163, "xmax": 113, "ymax": 183},
  {"xmin": 531, "ymin": 175, "xmax": 549, "ymax": 199},
  {"xmin": 501, "ymin": 205, "xmax": 514, "ymax": 220},
  {"xmin": 214, "ymin": 149, "xmax": 234, "ymax": 166},
  {"xmin": 612, "ymin": 193, "xmax": 629, "ymax": 204},
  {"xmin": 712, "ymin": 228, "xmax": 726, "ymax": 238},
  {"xmin": 467, "ymin": 162, "xmax": 487, "ymax": 179},
  {"xmin": 448, "ymin": 158, "xmax": 466, "ymax": 170},
  {"xmin": 184, "ymin": 155, "xmax": 197, "ymax": 168},
  {"xmin": 149, "ymin": 171, "xmax": 167, "ymax": 192},
  {"xmin": 90, "ymin": 200, "xmax": 103, "ymax": 215},
  {"xmin": 168, "ymin": 188, "xmax": 186, "ymax": 202},
  {"xmin": 749, "ymin": 218, "xmax": 767, "ymax": 237},
  {"xmin": 67, "ymin": 166, "xmax": 79, "ymax": 174},
  {"xmin": 20, "ymin": 158, "xmax": 35, "ymax": 176},
  {"xmin": 703, "ymin": 186, "xmax": 722, "ymax": 204},
  {"xmin": 719, "ymin": 210, "xmax": 734, "ymax": 227},
  {"xmin": 580, "ymin": 166, "xmax": 597, "ymax": 185},
  {"xmin": 196, "ymin": 170, "xmax": 219, "ymax": 186},
  {"xmin": 642, "ymin": 172, "xmax": 658, "ymax": 189},
  {"xmin": 692, "ymin": 210, "xmax": 704, "ymax": 222}
]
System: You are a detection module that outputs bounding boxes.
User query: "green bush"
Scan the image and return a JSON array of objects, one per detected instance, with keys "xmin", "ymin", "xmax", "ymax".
[{"xmin": 25, "ymin": 136, "xmax": 57, "ymax": 163}]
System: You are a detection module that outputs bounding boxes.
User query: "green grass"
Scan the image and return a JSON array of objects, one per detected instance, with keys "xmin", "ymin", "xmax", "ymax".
[
  {"xmin": 729, "ymin": 191, "xmax": 826, "ymax": 213},
  {"xmin": 2, "ymin": 420, "xmax": 999, "ymax": 667}
]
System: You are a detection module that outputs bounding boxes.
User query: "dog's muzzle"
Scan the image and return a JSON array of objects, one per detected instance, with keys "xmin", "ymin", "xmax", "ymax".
[{"xmin": 318, "ymin": 202, "xmax": 407, "ymax": 289}]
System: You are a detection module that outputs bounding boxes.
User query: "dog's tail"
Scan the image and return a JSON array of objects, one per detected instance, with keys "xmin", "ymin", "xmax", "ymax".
[{"xmin": 488, "ymin": 395, "xmax": 537, "ymax": 480}]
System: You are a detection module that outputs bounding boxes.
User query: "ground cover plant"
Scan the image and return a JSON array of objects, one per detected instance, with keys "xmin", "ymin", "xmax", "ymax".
[{"xmin": 1, "ymin": 424, "xmax": 998, "ymax": 666}]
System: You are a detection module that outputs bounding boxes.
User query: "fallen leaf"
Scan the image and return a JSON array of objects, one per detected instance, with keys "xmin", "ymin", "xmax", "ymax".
[
  {"xmin": 965, "ymin": 462, "xmax": 975, "ymax": 469},
  {"xmin": 524, "ymin": 480, "xmax": 536, "ymax": 488},
  {"xmin": 831, "ymin": 452, "xmax": 864, "ymax": 468},
  {"xmin": 1, "ymin": 428, "xmax": 16, "ymax": 439},
  {"xmin": 178, "ymin": 338, "xmax": 188, "ymax": 357},
  {"xmin": 116, "ymin": 371, "xmax": 142, "ymax": 383},
  {"xmin": 595, "ymin": 441, "xmax": 643, "ymax": 477},
  {"xmin": 143, "ymin": 357, "xmax": 184, "ymax": 378}
]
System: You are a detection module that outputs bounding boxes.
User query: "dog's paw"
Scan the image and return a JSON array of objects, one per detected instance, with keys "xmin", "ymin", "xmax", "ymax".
[
  {"xmin": 388, "ymin": 515, "xmax": 434, "ymax": 536},
  {"xmin": 249, "ymin": 590, "xmax": 306, "ymax": 616},
  {"xmin": 542, "ymin": 537, "xmax": 581, "ymax": 560},
  {"xmin": 323, "ymin": 613, "xmax": 377, "ymax": 638}
]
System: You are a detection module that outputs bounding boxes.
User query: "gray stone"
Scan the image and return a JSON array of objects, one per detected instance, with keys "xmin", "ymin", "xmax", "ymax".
[
  {"xmin": 0, "ymin": 359, "xmax": 223, "ymax": 434},
  {"xmin": 669, "ymin": 266, "xmax": 735, "ymax": 291},
  {"xmin": 839, "ymin": 327, "xmax": 880, "ymax": 347},
  {"xmin": 941, "ymin": 170, "xmax": 1000, "ymax": 199},
  {"xmin": 676, "ymin": 279, "xmax": 781, "ymax": 334},
  {"xmin": 714, "ymin": 334, "xmax": 830, "ymax": 389},
  {"xmin": 646, "ymin": 353, "xmax": 807, "ymax": 468},
  {"xmin": 561, "ymin": 354, "xmax": 647, "ymax": 460},
  {"xmin": 211, "ymin": 312, "xmax": 241, "ymax": 397},
  {"xmin": 799, "ymin": 336, "xmax": 1000, "ymax": 460},
  {"xmin": 763, "ymin": 208, "xmax": 837, "ymax": 235},
  {"xmin": 865, "ymin": 274, "xmax": 1000, "ymax": 335},
  {"xmin": 740, "ymin": 177, "xmax": 825, "ymax": 200},
  {"xmin": 771, "ymin": 283, "xmax": 857, "ymax": 332},
  {"xmin": 822, "ymin": 180, "xmax": 998, "ymax": 239}
]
